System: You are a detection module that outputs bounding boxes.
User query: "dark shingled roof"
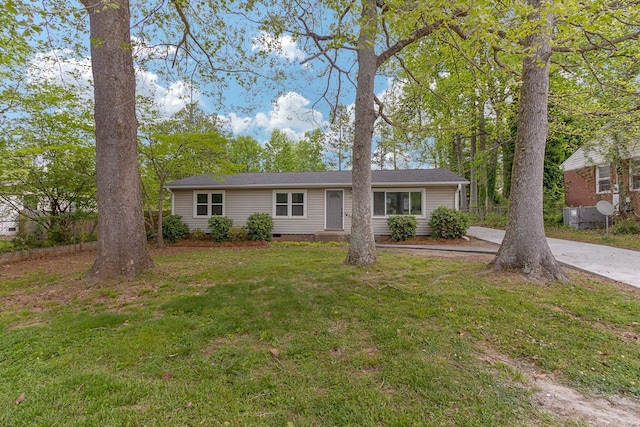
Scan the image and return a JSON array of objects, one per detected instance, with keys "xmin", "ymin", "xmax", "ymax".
[{"xmin": 166, "ymin": 169, "xmax": 468, "ymax": 189}]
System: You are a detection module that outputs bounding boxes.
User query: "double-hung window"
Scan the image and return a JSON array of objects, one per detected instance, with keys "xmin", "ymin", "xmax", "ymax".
[
  {"xmin": 274, "ymin": 191, "xmax": 306, "ymax": 217},
  {"xmin": 373, "ymin": 190, "xmax": 423, "ymax": 216},
  {"xmin": 596, "ymin": 165, "xmax": 611, "ymax": 194},
  {"xmin": 631, "ymin": 159, "xmax": 640, "ymax": 191},
  {"xmin": 194, "ymin": 191, "xmax": 224, "ymax": 217}
]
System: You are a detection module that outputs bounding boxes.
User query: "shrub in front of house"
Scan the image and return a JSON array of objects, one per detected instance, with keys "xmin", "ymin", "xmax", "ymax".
[
  {"xmin": 227, "ymin": 226, "xmax": 249, "ymax": 242},
  {"xmin": 612, "ymin": 219, "xmax": 640, "ymax": 235},
  {"xmin": 429, "ymin": 206, "xmax": 469, "ymax": 239},
  {"xmin": 190, "ymin": 228, "xmax": 206, "ymax": 241},
  {"xmin": 162, "ymin": 215, "xmax": 190, "ymax": 243},
  {"xmin": 208, "ymin": 216, "xmax": 233, "ymax": 242},
  {"xmin": 246, "ymin": 212, "xmax": 273, "ymax": 241},
  {"xmin": 387, "ymin": 215, "xmax": 417, "ymax": 241}
]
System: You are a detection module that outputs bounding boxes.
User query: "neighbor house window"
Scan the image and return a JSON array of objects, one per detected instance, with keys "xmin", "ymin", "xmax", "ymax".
[
  {"xmin": 193, "ymin": 191, "xmax": 224, "ymax": 217},
  {"xmin": 631, "ymin": 159, "xmax": 640, "ymax": 191},
  {"xmin": 373, "ymin": 190, "xmax": 423, "ymax": 216},
  {"xmin": 596, "ymin": 165, "xmax": 611, "ymax": 193},
  {"xmin": 274, "ymin": 191, "xmax": 306, "ymax": 217}
]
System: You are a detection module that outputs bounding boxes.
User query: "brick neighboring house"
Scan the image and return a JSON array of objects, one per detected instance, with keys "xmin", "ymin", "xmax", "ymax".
[{"xmin": 560, "ymin": 138, "xmax": 640, "ymax": 216}]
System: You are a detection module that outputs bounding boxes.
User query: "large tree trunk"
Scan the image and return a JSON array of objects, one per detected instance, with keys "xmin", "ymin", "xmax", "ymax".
[
  {"xmin": 156, "ymin": 186, "xmax": 166, "ymax": 249},
  {"xmin": 478, "ymin": 100, "xmax": 489, "ymax": 211},
  {"xmin": 454, "ymin": 133, "xmax": 468, "ymax": 211},
  {"xmin": 345, "ymin": 0, "xmax": 377, "ymax": 266},
  {"xmin": 83, "ymin": 0, "xmax": 153, "ymax": 281},
  {"xmin": 469, "ymin": 131, "xmax": 478, "ymax": 213},
  {"xmin": 489, "ymin": 0, "xmax": 566, "ymax": 282}
]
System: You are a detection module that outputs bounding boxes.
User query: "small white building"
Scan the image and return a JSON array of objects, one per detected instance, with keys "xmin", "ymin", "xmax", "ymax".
[{"xmin": 0, "ymin": 196, "xmax": 20, "ymax": 238}]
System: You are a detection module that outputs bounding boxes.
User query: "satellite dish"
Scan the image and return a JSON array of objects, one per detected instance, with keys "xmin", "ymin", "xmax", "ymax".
[
  {"xmin": 596, "ymin": 200, "xmax": 615, "ymax": 216},
  {"xmin": 596, "ymin": 200, "xmax": 615, "ymax": 235}
]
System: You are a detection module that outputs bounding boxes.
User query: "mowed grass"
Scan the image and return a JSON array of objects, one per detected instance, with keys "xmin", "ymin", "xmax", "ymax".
[
  {"xmin": 1, "ymin": 245, "xmax": 640, "ymax": 426},
  {"xmin": 545, "ymin": 226, "xmax": 640, "ymax": 251}
]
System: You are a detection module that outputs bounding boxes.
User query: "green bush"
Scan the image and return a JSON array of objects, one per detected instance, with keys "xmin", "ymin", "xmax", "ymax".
[
  {"xmin": 208, "ymin": 216, "xmax": 233, "ymax": 242},
  {"xmin": 246, "ymin": 212, "xmax": 273, "ymax": 241},
  {"xmin": 612, "ymin": 219, "xmax": 640, "ymax": 235},
  {"xmin": 0, "ymin": 240, "xmax": 14, "ymax": 253},
  {"xmin": 227, "ymin": 226, "xmax": 249, "ymax": 242},
  {"xmin": 190, "ymin": 228, "xmax": 206, "ymax": 241},
  {"xmin": 47, "ymin": 225, "xmax": 72, "ymax": 244},
  {"xmin": 429, "ymin": 206, "xmax": 469, "ymax": 239},
  {"xmin": 387, "ymin": 215, "xmax": 417, "ymax": 241},
  {"xmin": 162, "ymin": 215, "xmax": 189, "ymax": 243},
  {"xmin": 483, "ymin": 212, "xmax": 507, "ymax": 228},
  {"xmin": 11, "ymin": 231, "xmax": 44, "ymax": 249}
]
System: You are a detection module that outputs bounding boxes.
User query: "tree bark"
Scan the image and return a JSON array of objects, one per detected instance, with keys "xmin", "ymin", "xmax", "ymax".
[
  {"xmin": 478, "ymin": 100, "xmax": 489, "ymax": 211},
  {"xmin": 156, "ymin": 186, "xmax": 166, "ymax": 248},
  {"xmin": 489, "ymin": 0, "xmax": 566, "ymax": 282},
  {"xmin": 469, "ymin": 131, "xmax": 478, "ymax": 213},
  {"xmin": 83, "ymin": 0, "xmax": 153, "ymax": 281},
  {"xmin": 345, "ymin": 0, "xmax": 377, "ymax": 266},
  {"xmin": 454, "ymin": 133, "xmax": 468, "ymax": 211}
]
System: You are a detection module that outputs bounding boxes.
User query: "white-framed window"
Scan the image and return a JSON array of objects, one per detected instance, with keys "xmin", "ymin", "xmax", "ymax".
[
  {"xmin": 193, "ymin": 191, "xmax": 224, "ymax": 217},
  {"xmin": 372, "ymin": 190, "xmax": 423, "ymax": 217},
  {"xmin": 631, "ymin": 159, "xmax": 640, "ymax": 191},
  {"xmin": 273, "ymin": 190, "xmax": 306, "ymax": 218},
  {"xmin": 596, "ymin": 165, "xmax": 611, "ymax": 194}
]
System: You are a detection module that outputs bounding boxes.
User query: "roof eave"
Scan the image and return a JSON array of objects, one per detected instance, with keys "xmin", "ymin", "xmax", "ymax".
[{"xmin": 165, "ymin": 180, "xmax": 469, "ymax": 190}]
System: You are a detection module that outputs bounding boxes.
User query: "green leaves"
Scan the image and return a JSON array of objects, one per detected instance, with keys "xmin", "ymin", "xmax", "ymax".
[
  {"xmin": 0, "ymin": 82, "xmax": 96, "ymax": 233},
  {"xmin": 262, "ymin": 129, "xmax": 328, "ymax": 172}
]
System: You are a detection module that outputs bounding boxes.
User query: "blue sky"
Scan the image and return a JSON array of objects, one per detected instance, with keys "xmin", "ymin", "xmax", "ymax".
[
  {"xmin": 21, "ymin": 1, "xmax": 426, "ymax": 168},
  {"xmin": 26, "ymin": 14, "xmax": 356, "ymax": 144}
]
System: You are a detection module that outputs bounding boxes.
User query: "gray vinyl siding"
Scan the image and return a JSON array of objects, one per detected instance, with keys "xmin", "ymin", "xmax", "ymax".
[
  {"xmin": 171, "ymin": 188, "xmax": 347, "ymax": 234},
  {"xmin": 172, "ymin": 185, "xmax": 456, "ymax": 236},
  {"xmin": 272, "ymin": 189, "xmax": 324, "ymax": 234},
  {"xmin": 372, "ymin": 186, "xmax": 457, "ymax": 235}
]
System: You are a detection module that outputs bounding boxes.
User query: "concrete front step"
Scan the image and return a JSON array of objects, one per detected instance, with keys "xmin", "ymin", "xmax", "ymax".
[{"xmin": 314, "ymin": 231, "xmax": 350, "ymax": 242}]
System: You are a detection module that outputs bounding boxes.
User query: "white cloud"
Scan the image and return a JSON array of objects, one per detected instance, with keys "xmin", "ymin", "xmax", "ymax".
[
  {"xmin": 137, "ymin": 75, "xmax": 201, "ymax": 117},
  {"xmin": 252, "ymin": 32, "xmax": 306, "ymax": 63},
  {"xmin": 26, "ymin": 50, "xmax": 93, "ymax": 99},
  {"xmin": 254, "ymin": 92, "xmax": 324, "ymax": 140},
  {"xmin": 26, "ymin": 49, "xmax": 198, "ymax": 118},
  {"xmin": 217, "ymin": 113, "xmax": 253, "ymax": 134},
  {"xmin": 216, "ymin": 92, "xmax": 325, "ymax": 141}
]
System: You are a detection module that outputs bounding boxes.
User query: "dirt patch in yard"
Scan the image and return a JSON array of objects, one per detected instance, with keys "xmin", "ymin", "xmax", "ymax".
[{"xmin": 481, "ymin": 345, "xmax": 640, "ymax": 427}]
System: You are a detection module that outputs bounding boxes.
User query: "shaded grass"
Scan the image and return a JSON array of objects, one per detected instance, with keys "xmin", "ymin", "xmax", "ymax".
[
  {"xmin": 0, "ymin": 240, "xmax": 13, "ymax": 252},
  {"xmin": 1, "ymin": 246, "xmax": 639, "ymax": 426}
]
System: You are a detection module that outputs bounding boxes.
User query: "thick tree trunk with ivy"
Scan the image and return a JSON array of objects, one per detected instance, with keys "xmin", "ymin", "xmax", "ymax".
[
  {"xmin": 489, "ymin": 0, "xmax": 566, "ymax": 282},
  {"xmin": 83, "ymin": 0, "xmax": 153, "ymax": 281},
  {"xmin": 453, "ymin": 133, "xmax": 468, "ymax": 211},
  {"xmin": 469, "ymin": 131, "xmax": 478, "ymax": 213},
  {"xmin": 345, "ymin": 0, "xmax": 377, "ymax": 266}
]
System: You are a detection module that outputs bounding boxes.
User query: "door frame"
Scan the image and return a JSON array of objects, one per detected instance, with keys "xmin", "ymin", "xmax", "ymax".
[{"xmin": 324, "ymin": 189, "xmax": 344, "ymax": 230}]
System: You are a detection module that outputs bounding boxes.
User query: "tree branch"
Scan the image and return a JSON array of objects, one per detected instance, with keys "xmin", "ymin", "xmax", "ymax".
[
  {"xmin": 552, "ymin": 29, "xmax": 640, "ymax": 53},
  {"xmin": 377, "ymin": 9, "xmax": 469, "ymax": 68}
]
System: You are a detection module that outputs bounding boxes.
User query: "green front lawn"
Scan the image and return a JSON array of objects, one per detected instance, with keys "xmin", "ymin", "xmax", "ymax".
[
  {"xmin": 1, "ymin": 245, "xmax": 639, "ymax": 426},
  {"xmin": 546, "ymin": 226, "xmax": 640, "ymax": 251}
]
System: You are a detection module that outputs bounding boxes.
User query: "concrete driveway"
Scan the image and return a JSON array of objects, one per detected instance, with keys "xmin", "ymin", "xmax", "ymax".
[{"xmin": 467, "ymin": 226, "xmax": 640, "ymax": 289}]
